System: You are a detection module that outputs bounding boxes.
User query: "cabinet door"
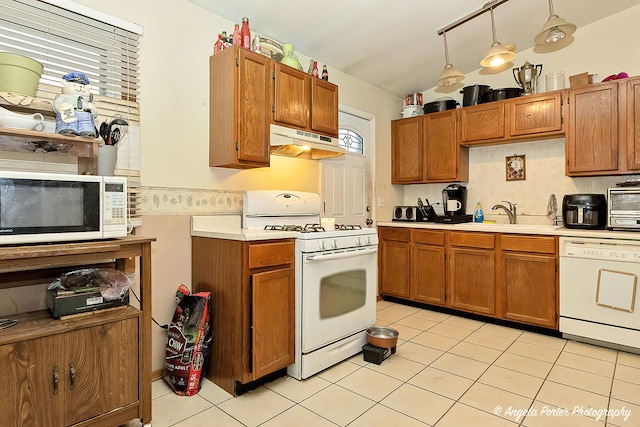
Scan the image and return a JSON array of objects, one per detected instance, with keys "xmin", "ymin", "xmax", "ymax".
[
  {"xmin": 448, "ymin": 247, "xmax": 495, "ymax": 315},
  {"xmin": 411, "ymin": 242, "xmax": 445, "ymax": 305},
  {"xmin": 459, "ymin": 102, "xmax": 506, "ymax": 144},
  {"xmin": 237, "ymin": 49, "xmax": 272, "ymax": 164},
  {"xmin": 510, "ymin": 92, "xmax": 563, "ymax": 137},
  {"xmin": 502, "ymin": 252, "xmax": 557, "ymax": 328},
  {"xmin": 424, "ymin": 110, "xmax": 466, "ymax": 182},
  {"xmin": 209, "ymin": 46, "xmax": 271, "ymax": 168},
  {"xmin": 0, "ymin": 336, "xmax": 63, "ymax": 427},
  {"xmin": 311, "ymin": 78, "xmax": 338, "ymax": 136},
  {"xmin": 566, "ymin": 83, "xmax": 618, "ymax": 174},
  {"xmin": 251, "ymin": 267, "xmax": 295, "ymax": 380},
  {"xmin": 627, "ymin": 77, "xmax": 640, "ymax": 170},
  {"xmin": 391, "ymin": 117, "xmax": 425, "ymax": 184},
  {"xmin": 379, "ymin": 230, "xmax": 410, "ymax": 298},
  {"xmin": 274, "ymin": 63, "xmax": 309, "ymax": 129},
  {"xmin": 64, "ymin": 317, "xmax": 139, "ymax": 425}
]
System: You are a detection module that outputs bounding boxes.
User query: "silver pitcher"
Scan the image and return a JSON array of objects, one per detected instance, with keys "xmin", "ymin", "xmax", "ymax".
[{"xmin": 513, "ymin": 61, "xmax": 543, "ymax": 95}]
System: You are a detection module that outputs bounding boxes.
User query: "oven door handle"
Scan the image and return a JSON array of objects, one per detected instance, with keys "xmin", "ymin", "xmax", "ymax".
[{"xmin": 306, "ymin": 248, "xmax": 378, "ymax": 262}]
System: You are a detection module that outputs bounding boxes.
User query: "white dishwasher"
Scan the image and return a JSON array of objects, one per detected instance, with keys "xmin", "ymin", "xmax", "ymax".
[{"xmin": 559, "ymin": 236, "xmax": 640, "ymax": 351}]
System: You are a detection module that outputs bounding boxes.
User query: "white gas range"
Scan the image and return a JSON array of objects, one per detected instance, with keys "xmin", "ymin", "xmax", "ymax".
[{"xmin": 242, "ymin": 190, "xmax": 378, "ymax": 379}]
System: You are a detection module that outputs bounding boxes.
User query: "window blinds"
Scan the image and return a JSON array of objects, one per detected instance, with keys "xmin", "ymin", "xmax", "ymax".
[{"xmin": 0, "ymin": 0, "xmax": 140, "ymax": 101}]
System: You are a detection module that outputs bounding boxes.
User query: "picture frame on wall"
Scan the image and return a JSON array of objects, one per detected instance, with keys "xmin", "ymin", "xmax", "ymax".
[{"xmin": 506, "ymin": 155, "xmax": 526, "ymax": 181}]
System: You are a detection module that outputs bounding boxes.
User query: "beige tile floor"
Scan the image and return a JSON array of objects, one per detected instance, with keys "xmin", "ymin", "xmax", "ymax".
[{"xmin": 145, "ymin": 301, "xmax": 640, "ymax": 427}]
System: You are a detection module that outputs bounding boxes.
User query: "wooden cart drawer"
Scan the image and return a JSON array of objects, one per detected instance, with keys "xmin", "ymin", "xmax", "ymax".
[
  {"xmin": 449, "ymin": 231, "xmax": 495, "ymax": 249},
  {"xmin": 248, "ymin": 240, "xmax": 295, "ymax": 269},
  {"xmin": 412, "ymin": 229, "xmax": 445, "ymax": 246},
  {"xmin": 501, "ymin": 235, "xmax": 557, "ymax": 254},
  {"xmin": 379, "ymin": 227, "xmax": 410, "ymax": 242}
]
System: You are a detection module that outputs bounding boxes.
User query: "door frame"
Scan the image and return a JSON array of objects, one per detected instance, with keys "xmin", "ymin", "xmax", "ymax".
[{"xmin": 320, "ymin": 104, "xmax": 377, "ymax": 227}]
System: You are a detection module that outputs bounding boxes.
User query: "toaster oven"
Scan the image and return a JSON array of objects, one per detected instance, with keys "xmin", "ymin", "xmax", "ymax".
[{"xmin": 608, "ymin": 187, "xmax": 640, "ymax": 230}]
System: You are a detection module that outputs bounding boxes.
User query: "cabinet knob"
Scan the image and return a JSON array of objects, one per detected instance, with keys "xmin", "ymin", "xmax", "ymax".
[
  {"xmin": 69, "ymin": 361, "xmax": 76, "ymax": 390},
  {"xmin": 52, "ymin": 365, "xmax": 59, "ymax": 395}
]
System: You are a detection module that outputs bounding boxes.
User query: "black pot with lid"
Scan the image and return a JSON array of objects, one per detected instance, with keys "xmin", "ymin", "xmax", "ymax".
[
  {"xmin": 460, "ymin": 84, "xmax": 491, "ymax": 107},
  {"xmin": 423, "ymin": 97, "xmax": 459, "ymax": 114}
]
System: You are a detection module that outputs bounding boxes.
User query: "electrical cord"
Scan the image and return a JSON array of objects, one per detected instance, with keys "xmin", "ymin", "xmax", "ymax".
[{"xmin": 130, "ymin": 287, "xmax": 169, "ymax": 329}]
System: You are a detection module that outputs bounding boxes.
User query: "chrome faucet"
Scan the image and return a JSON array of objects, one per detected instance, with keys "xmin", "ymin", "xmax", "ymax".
[{"xmin": 492, "ymin": 201, "xmax": 517, "ymax": 224}]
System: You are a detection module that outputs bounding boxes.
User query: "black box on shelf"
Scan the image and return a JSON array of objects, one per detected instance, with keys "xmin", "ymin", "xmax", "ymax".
[
  {"xmin": 46, "ymin": 289, "xmax": 129, "ymax": 318},
  {"xmin": 362, "ymin": 344, "xmax": 396, "ymax": 365}
]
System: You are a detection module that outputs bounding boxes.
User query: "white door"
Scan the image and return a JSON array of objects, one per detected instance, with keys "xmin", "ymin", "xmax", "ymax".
[{"xmin": 322, "ymin": 108, "xmax": 374, "ymax": 228}]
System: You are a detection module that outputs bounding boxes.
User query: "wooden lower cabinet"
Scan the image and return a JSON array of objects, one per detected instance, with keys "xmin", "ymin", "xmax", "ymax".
[
  {"xmin": 411, "ymin": 230, "xmax": 446, "ymax": 305},
  {"xmin": 500, "ymin": 235, "xmax": 558, "ymax": 328},
  {"xmin": 378, "ymin": 227, "xmax": 558, "ymax": 330},
  {"xmin": 1, "ymin": 311, "xmax": 141, "ymax": 427},
  {"xmin": 378, "ymin": 227, "xmax": 411, "ymax": 298},
  {"xmin": 251, "ymin": 267, "xmax": 295, "ymax": 379},
  {"xmin": 448, "ymin": 232, "xmax": 496, "ymax": 315},
  {"xmin": 192, "ymin": 237, "xmax": 295, "ymax": 395}
]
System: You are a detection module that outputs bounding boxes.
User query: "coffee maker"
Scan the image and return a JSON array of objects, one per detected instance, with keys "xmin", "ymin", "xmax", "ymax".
[{"xmin": 436, "ymin": 184, "xmax": 473, "ymax": 223}]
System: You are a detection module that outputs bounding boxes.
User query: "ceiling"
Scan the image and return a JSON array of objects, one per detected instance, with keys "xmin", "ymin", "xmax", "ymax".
[{"xmin": 187, "ymin": 0, "xmax": 640, "ymax": 98}]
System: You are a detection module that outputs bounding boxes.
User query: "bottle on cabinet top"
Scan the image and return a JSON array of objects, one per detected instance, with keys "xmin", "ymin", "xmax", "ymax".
[
  {"xmin": 232, "ymin": 24, "xmax": 241, "ymax": 46},
  {"xmin": 240, "ymin": 17, "xmax": 251, "ymax": 49},
  {"xmin": 312, "ymin": 61, "xmax": 319, "ymax": 78},
  {"xmin": 322, "ymin": 65, "xmax": 329, "ymax": 81}
]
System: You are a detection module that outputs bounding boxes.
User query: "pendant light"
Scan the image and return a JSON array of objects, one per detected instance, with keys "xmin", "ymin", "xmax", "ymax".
[
  {"xmin": 535, "ymin": 0, "xmax": 576, "ymax": 44},
  {"xmin": 480, "ymin": 6, "xmax": 515, "ymax": 68},
  {"xmin": 437, "ymin": 31, "xmax": 464, "ymax": 87}
]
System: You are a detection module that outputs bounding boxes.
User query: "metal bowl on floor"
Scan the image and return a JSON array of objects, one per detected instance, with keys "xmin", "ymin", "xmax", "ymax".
[{"xmin": 366, "ymin": 326, "xmax": 399, "ymax": 349}]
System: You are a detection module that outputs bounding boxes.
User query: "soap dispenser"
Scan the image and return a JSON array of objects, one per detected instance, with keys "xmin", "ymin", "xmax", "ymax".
[{"xmin": 474, "ymin": 202, "xmax": 484, "ymax": 223}]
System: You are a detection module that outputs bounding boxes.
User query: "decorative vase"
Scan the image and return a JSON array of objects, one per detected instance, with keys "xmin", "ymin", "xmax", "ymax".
[{"xmin": 280, "ymin": 43, "xmax": 303, "ymax": 70}]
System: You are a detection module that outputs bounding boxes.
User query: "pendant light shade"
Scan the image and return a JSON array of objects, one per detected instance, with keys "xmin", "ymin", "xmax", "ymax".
[
  {"xmin": 437, "ymin": 32, "xmax": 464, "ymax": 87},
  {"xmin": 480, "ymin": 6, "xmax": 515, "ymax": 68},
  {"xmin": 535, "ymin": 0, "xmax": 576, "ymax": 44}
]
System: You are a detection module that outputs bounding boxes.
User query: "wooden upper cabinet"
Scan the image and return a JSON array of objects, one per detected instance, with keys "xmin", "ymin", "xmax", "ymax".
[
  {"xmin": 510, "ymin": 92, "xmax": 563, "ymax": 137},
  {"xmin": 459, "ymin": 102, "xmax": 506, "ymax": 144},
  {"xmin": 626, "ymin": 77, "xmax": 640, "ymax": 171},
  {"xmin": 391, "ymin": 117, "xmax": 425, "ymax": 184},
  {"xmin": 566, "ymin": 82, "xmax": 619, "ymax": 174},
  {"xmin": 311, "ymin": 78, "xmax": 339, "ymax": 136},
  {"xmin": 209, "ymin": 46, "xmax": 272, "ymax": 168},
  {"xmin": 273, "ymin": 63, "xmax": 309, "ymax": 129},
  {"xmin": 424, "ymin": 110, "xmax": 468, "ymax": 182}
]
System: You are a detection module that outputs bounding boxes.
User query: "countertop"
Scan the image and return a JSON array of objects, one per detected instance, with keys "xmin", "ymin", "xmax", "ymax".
[
  {"xmin": 191, "ymin": 215, "xmax": 299, "ymax": 241},
  {"xmin": 377, "ymin": 221, "xmax": 640, "ymax": 240}
]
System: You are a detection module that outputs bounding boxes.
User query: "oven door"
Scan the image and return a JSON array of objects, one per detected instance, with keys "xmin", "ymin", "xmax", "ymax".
[{"xmin": 301, "ymin": 246, "xmax": 377, "ymax": 353}]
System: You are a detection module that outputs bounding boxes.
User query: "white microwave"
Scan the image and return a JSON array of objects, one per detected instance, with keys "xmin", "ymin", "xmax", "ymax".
[{"xmin": 0, "ymin": 171, "xmax": 128, "ymax": 244}]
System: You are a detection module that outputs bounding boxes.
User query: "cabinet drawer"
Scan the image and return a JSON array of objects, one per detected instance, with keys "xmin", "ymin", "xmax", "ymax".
[
  {"xmin": 449, "ymin": 231, "xmax": 495, "ymax": 249},
  {"xmin": 412, "ymin": 229, "xmax": 445, "ymax": 246},
  {"xmin": 248, "ymin": 241, "xmax": 294, "ymax": 269},
  {"xmin": 379, "ymin": 227, "xmax": 410, "ymax": 242},
  {"xmin": 501, "ymin": 235, "xmax": 557, "ymax": 254}
]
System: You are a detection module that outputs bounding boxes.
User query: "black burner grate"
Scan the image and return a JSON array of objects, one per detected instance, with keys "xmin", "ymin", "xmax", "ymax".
[{"xmin": 335, "ymin": 224, "xmax": 363, "ymax": 230}]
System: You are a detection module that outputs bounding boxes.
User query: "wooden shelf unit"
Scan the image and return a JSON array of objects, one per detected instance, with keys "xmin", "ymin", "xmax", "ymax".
[{"xmin": 0, "ymin": 236, "xmax": 155, "ymax": 427}]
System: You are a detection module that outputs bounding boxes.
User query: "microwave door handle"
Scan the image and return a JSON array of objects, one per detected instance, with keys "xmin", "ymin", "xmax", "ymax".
[{"xmin": 306, "ymin": 248, "xmax": 378, "ymax": 262}]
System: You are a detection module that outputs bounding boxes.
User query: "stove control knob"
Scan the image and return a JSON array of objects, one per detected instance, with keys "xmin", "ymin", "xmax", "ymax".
[
  {"xmin": 356, "ymin": 237, "xmax": 362, "ymax": 246},
  {"xmin": 366, "ymin": 236, "xmax": 372, "ymax": 245},
  {"xmin": 320, "ymin": 241, "xmax": 326, "ymax": 250},
  {"xmin": 331, "ymin": 240, "xmax": 337, "ymax": 249}
]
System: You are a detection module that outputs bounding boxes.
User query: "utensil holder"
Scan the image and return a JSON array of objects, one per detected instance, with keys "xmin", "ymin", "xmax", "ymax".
[{"xmin": 98, "ymin": 145, "xmax": 117, "ymax": 176}]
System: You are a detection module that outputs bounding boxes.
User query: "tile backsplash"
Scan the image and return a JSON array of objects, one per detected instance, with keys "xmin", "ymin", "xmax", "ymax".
[{"xmin": 403, "ymin": 138, "xmax": 639, "ymax": 224}]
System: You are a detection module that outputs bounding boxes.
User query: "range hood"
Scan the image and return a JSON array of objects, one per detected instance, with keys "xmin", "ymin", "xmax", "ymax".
[{"xmin": 270, "ymin": 124, "xmax": 346, "ymax": 159}]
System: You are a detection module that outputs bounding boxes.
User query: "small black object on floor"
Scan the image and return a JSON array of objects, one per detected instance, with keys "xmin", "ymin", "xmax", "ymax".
[{"xmin": 362, "ymin": 344, "xmax": 396, "ymax": 365}]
